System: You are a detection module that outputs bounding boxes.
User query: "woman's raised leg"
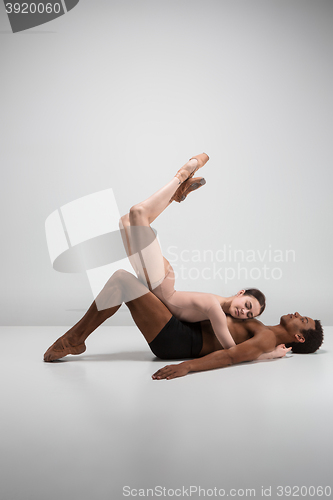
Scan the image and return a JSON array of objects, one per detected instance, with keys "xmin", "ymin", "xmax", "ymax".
[{"xmin": 119, "ymin": 154, "xmax": 209, "ymax": 289}]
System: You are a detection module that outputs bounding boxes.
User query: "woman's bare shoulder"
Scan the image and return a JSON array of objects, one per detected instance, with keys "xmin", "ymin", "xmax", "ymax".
[{"xmin": 210, "ymin": 293, "xmax": 226, "ymax": 305}]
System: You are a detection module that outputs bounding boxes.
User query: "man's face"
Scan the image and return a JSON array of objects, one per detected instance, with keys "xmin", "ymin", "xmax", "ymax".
[{"xmin": 280, "ymin": 312, "xmax": 316, "ymax": 334}]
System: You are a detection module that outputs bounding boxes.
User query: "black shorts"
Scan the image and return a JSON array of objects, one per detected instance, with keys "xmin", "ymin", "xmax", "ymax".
[{"xmin": 149, "ymin": 315, "xmax": 203, "ymax": 360}]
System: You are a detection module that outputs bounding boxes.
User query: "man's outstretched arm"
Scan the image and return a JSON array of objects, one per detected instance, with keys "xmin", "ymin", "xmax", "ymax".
[{"xmin": 152, "ymin": 331, "xmax": 276, "ymax": 380}]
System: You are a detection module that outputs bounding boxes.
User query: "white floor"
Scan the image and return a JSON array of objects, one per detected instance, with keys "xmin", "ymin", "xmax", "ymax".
[{"xmin": 1, "ymin": 326, "xmax": 332, "ymax": 500}]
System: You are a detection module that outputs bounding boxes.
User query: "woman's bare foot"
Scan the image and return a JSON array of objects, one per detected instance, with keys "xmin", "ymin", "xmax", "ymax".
[{"xmin": 44, "ymin": 333, "xmax": 86, "ymax": 362}]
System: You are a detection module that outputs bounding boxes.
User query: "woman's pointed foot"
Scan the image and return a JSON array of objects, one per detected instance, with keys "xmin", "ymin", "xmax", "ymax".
[
  {"xmin": 174, "ymin": 153, "xmax": 209, "ymax": 184},
  {"xmin": 171, "ymin": 177, "xmax": 206, "ymax": 202},
  {"xmin": 189, "ymin": 153, "xmax": 210, "ymax": 169}
]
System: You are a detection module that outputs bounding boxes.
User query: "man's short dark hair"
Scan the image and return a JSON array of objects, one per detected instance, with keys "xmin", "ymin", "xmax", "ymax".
[{"xmin": 286, "ymin": 319, "xmax": 324, "ymax": 354}]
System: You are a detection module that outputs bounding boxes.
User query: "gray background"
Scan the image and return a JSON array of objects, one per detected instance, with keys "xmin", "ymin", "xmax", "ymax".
[
  {"xmin": 1, "ymin": 0, "xmax": 332, "ymax": 326},
  {"xmin": 0, "ymin": 3, "xmax": 332, "ymax": 500}
]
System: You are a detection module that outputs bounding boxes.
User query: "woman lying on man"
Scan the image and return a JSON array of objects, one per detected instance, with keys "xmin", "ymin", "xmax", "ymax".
[{"xmin": 44, "ymin": 153, "xmax": 287, "ymax": 373}]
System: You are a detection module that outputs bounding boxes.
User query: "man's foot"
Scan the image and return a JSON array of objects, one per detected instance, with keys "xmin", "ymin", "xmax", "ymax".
[
  {"xmin": 44, "ymin": 334, "xmax": 86, "ymax": 362},
  {"xmin": 174, "ymin": 153, "xmax": 209, "ymax": 184},
  {"xmin": 171, "ymin": 176, "xmax": 206, "ymax": 202}
]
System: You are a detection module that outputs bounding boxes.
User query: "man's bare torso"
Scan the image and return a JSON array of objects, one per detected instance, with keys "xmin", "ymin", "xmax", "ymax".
[{"xmin": 199, "ymin": 316, "xmax": 268, "ymax": 356}]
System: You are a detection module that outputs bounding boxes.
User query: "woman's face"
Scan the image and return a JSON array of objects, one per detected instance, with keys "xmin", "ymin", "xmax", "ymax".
[{"xmin": 229, "ymin": 291, "xmax": 261, "ymax": 319}]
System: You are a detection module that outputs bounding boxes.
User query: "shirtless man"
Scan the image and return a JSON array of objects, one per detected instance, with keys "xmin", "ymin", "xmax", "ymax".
[{"xmin": 152, "ymin": 312, "xmax": 324, "ymax": 379}]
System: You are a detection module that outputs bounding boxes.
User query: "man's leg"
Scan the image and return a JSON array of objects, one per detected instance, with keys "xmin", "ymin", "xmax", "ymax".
[{"xmin": 44, "ymin": 269, "xmax": 172, "ymax": 362}]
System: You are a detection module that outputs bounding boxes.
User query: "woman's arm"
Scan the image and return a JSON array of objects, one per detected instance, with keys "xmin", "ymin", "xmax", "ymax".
[
  {"xmin": 204, "ymin": 299, "xmax": 236, "ymax": 349},
  {"xmin": 257, "ymin": 344, "xmax": 292, "ymax": 360}
]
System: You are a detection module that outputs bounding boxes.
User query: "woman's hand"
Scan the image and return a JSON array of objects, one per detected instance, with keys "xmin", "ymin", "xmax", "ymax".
[
  {"xmin": 257, "ymin": 344, "xmax": 292, "ymax": 360},
  {"xmin": 270, "ymin": 344, "xmax": 292, "ymax": 358},
  {"xmin": 152, "ymin": 362, "xmax": 191, "ymax": 380}
]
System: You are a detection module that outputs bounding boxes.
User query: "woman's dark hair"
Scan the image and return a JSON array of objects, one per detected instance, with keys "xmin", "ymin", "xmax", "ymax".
[
  {"xmin": 243, "ymin": 288, "xmax": 266, "ymax": 316},
  {"xmin": 285, "ymin": 319, "xmax": 324, "ymax": 354}
]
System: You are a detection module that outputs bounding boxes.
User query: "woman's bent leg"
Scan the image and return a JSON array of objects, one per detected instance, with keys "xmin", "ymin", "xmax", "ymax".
[
  {"xmin": 118, "ymin": 157, "xmax": 203, "ymax": 284},
  {"xmin": 120, "ymin": 210, "xmax": 168, "ymax": 290},
  {"xmin": 128, "ymin": 157, "xmax": 200, "ymax": 225},
  {"xmin": 117, "ymin": 155, "xmax": 210, "ymax": 316}
]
